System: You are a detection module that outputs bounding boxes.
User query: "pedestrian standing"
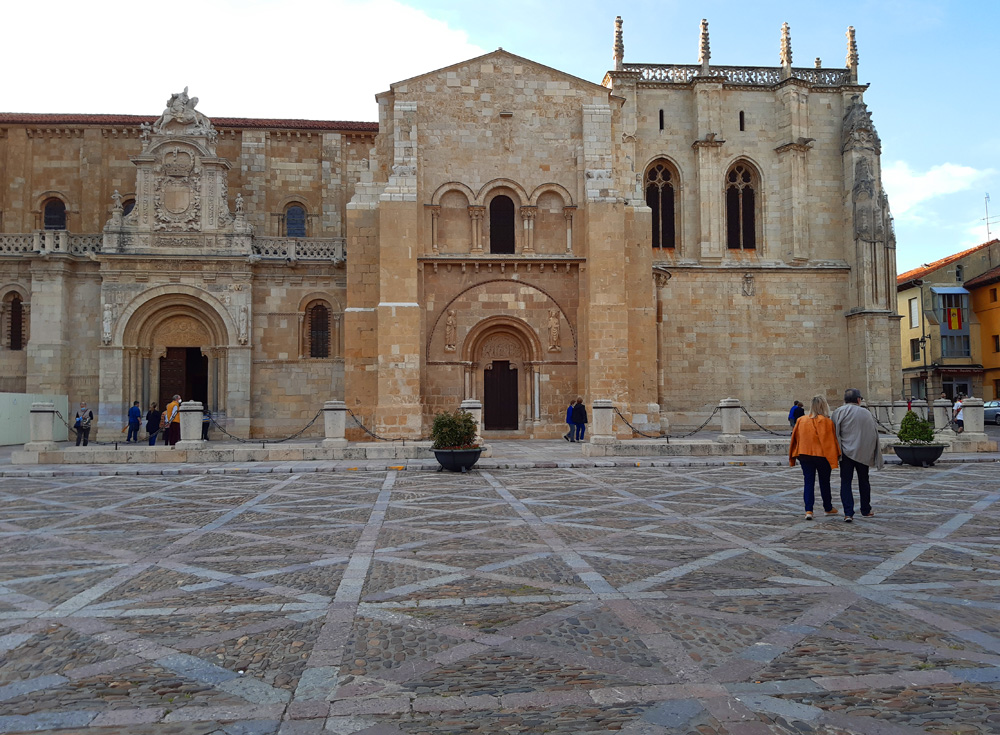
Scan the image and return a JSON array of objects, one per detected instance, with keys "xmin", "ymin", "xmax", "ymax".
[
  {"xmin": 952, "ymin": 393, "xmax": 965, "ymax": 434},
  {"xmin": 74, "ymin": 402, "xmax": 94, "ymax": 446},
  {"xmin": 126, "ymin": 401, "xmax": 141, "ymax": 443},
  {"xmin": 831, "ymin": 388, "xmax": 883, "ymax": 522},
  {"xmin": 788, "ymin": 400, "xmax": 805, "ymax": 427},
  {"xmin": 571, "ymin": 397, "xmax": 588, "ymax": 443},
  {"xmin": 146, "ymin": 402, "xmax": 162, "ymax": 446},
  {"xmin": 202, "ymin": 407, "xmax": 211, "ymax": 440},
  {"xmin": 789, "ymin": 395, "xmax": 840, "ymax": 520},
  {"xmin": 163, "ymin": 394, "xmax": 182, "ymax": 446},
  {"xmin": 563, "ymin": 400, "xmax": 575, "ymax": 441}
]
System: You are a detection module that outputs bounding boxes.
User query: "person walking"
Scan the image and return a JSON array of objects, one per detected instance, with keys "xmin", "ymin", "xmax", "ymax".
[
  {"xmin": 788, "ymin": 400, "xmax": 805, "ymax": 428},
  {"xmin": 563, "ymin": 400, "xmax": 575, "ymax": 441},
  {"xmin": 145, "ymin": 402, "xmax": 162, "ymax": 446},
  {"xmin": 832, "ymin": 388, "xmax": 883, "ymax": 522},
  {"xmin": 202, "ymin": 407, "xmax": 211, "ymax": 441},
  {"xmin": 74, "ymin": 402, "xmax": 94, "ymax": 446},
  {"xmin": 126, "ymin": 401, "xmax": 142, "ymax": 443},
  {"xmin": 789, "ymin": 395, "xmax": 840, "ymax": 520},
  {"xmin": 571, "ymin": 397, "xmax": 588, "ymax": 443},
  {"xmin": 952, "ymin": 393, "xmax": 965, "ymax": 434},
  {"xmin": 163, "ymin": 395, "xmax": 182, "ymax": 446}
]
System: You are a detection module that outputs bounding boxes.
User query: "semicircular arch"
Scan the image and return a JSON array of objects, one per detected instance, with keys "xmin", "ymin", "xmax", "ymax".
[
  {"xmin": 477, "ymin": 178, "xmax": 529, "ymax": 207},
  {"xmin": 430, "ymin": 181, "xmax": 476, "ymax": 206},
  {"xmin": 117, "ymin": 285, "xmax": 236, "ymax": 348},
  {"xmin": 528, "ymin": 183, "xmax": 574, "ymax": 206},
  {"xmin": 462, "ymin": 315, "xmax": 539, "ymax": 366}
]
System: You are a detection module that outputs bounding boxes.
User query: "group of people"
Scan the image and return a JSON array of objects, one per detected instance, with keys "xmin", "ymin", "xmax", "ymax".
[
  {"xmin": 73, "ymin": 395, "xmax": 211, "ymax": 447},
  {"xmin": 562, "ymin": 397, "xmax": 588, "ymax": 442},
  {"xmin": 788, "ymin": 388, "xmax": 883, "ymax": 522}
]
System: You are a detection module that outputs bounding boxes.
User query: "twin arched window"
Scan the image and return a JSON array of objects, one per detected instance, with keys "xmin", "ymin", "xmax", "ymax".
[
  {"xmin": 43, "ymin": 198, "xmax": 66, "ymax": 230},
  {"xmin": 646, "ymin": 161, "xmax": 676, "ymax": 249},
  {"xmin": 726, "ymin": 162, "xmax": 758, "ymax": 250}
]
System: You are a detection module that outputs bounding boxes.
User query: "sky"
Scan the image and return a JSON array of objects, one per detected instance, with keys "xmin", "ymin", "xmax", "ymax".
[{"xmin": 2, "ymin": 0, "xmax": 996, "ymax": 272}]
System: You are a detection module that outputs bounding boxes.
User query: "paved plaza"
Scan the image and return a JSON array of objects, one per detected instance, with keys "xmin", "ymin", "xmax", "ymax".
[{"xmin": 1, "ymin": 461, "xmax": 999, "ymax": 734}]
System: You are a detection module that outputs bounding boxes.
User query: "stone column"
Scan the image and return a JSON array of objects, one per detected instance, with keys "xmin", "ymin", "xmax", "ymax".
[
  {"xmin": 322, "ymin": 400, "xmax": 348, "ymax": 447},
  {"xmin": 459, "ymin": 399, "xmax": 483, "ymax": 445},
  {"xmin": 427, "ymin": 204, "xmax": 441, "ymax": 254},
  {"xmin": 718, "ymin": 397, "xmax": 747, "ymax": 442},
  {"xmin": 520, "ymin": 206, "xmax": 536, "ymax": 253},
  {"xmin": 469, "ymin": 206, "xmax": 485, "ymax": 253},
  {"xmin": 24, "ymin": 402, "xmax": 58, "ymax": 452},
  {"xmin": 590, "ymin": 399, "xmax": 615, "ymax": 443},
  {"xmin": 176, "ymin": 401, "xmax": 207, "ymax": 449},
  {"xmin": 563, "ymin": 207, "xmax": 576, "ymax": 252},
  {"xmin": 932, "ymin": 398, "xmax": 952, "ymax": 433}
]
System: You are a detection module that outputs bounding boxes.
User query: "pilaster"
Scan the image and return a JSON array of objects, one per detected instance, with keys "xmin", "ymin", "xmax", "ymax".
[{"xmin": 691, "ymin": 78, "xmax": 725, "ymax": 261}]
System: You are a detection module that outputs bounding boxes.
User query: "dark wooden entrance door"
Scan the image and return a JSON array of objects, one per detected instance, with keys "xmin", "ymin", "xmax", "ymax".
[
  {"xmin": 484, "ymin": 360, "xmax": 518, "ymax": 430},
  {"xmin": 159, "ymin": 347, "xmax": 208, "ymax": 410}
]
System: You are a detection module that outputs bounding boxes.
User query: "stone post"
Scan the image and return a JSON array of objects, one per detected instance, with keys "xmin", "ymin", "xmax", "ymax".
[
  {"xmin": 24, "ymin": 402, "xmax": 58, "ymax": 452},
  {"xmin": 322, "ymin": 400, "xmax": 348, "ymax": 448},
  {"xmin": 718, "ymin": 397, "xmax": 747, "ymax": 443},
  {"xmin": 459, "ymin": 399, "xmax": 483, "ymax": 445},
  {"xmin": 961, "ymin": 397, "xmax": 986, "ymax": 435},
  {"xmin": 891, "ymin": 401, "xmax": 909, "ymax": 430},
  {"xmin": 910, "ymin": 399, "xmax": 928, "ymax": 422},
  {"xmin": 590, "ymin": 400, "xmax": 615, "ymax": 443},
  {"xmin": 175, "ymin": 401, "xmax": 206, "ymax": 450},
  {"xmin": 932, "ymin": 398, "xmax": 953, "ymax": 434}
]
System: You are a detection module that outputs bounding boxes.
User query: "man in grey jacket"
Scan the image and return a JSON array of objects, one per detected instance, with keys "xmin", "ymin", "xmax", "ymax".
[{"xmin": 832, "ymin": 388, "xmax": 884, "ymax": 522}]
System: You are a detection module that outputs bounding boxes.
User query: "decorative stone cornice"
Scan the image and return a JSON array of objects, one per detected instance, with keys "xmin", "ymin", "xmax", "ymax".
[
  {"xmin": 775, "ymin": 138, "xmax": 814, "ymax": 154},
  {"xmin": 692, "ymin": 133, "xmax": 724, "ymax": 149}
]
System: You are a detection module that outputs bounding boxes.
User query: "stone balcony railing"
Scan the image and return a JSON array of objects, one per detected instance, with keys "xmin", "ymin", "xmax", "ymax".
[
  {"xmin": 252, "ymin": 238, "xmax": 346, "ymax": 263},
  {"xmin": 0, "ymin": 233, "xmax": 347, "ymax": 263},
  {"xmin": 621, "ymin": 63, "xmax": 853, "ymax": 87}
]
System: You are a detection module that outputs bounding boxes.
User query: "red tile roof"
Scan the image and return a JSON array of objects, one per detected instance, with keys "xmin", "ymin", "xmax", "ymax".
[
  {"xmin": 0, "ymin": 113, "xmax": 377, "ymax": 133},
  {"xmin": 897, "ymin": 239, "xmax": 999, "ymax": 285},
  {"xmin": 964, "ymin": 263, "xmax": 1000, "ymax": 289}
]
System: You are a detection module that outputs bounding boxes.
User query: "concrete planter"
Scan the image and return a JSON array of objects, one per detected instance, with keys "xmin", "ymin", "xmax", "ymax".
[
  {"xmin": 433, "ymin": 448, "xmax": 483, "ymax": 473},
  {"xmin": 892, "ymin": 444, "xmax": 946, "ymax": 467}
]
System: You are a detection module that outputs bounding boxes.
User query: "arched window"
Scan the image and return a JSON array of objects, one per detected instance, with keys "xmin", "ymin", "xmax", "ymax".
[
  {"xmin": 122, "ymin": 198, "xmax": 136, "ymax": 216},
  {"xmin": 489, "ymin": 195, "xmax": 515, "ymax": 254},
  {"xmin": 308, "ymin": 303, "xmax": 330, "ymax": 358},
  {"xmin": 726, "ymin": 162, "xmax": 758, "ymax": 250},
  {"xmin": 285, "ymin": 205, "xmax": 306, "ymax": 238},
  {"xmin": 43, "ymin": 199, "xmax": 66, "ymax": 230},
  {"xmin": 4, "ymin": 293, "xmax": 24, "ymax": 350},
  {"xmin": 645, "ymin": 161, "xmax": 677, "ymax": 249}
]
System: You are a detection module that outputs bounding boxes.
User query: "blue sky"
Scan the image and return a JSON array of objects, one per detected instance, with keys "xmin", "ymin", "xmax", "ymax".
[{"xmin": 3, "ymin": 0, "xmax": 995, "ymax": 271}]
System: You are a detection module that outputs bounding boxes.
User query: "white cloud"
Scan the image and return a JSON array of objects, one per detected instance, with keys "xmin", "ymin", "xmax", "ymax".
[
  {"xmin": 0, "ymin": 0, "xmax": 486, "ymax": 121},
  {"xmin": 882, "ymin": 161, "xmax": 993, "ymax": 220}
]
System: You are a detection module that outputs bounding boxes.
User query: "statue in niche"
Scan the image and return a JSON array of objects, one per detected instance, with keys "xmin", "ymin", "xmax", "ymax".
[
  {"xmin": 547, "ymin": 309, "xmax": 561, "ymax": 352},
  {"xmin": 742, "ymin": 273, "xmax": 755, "ymax": 297},
  {"xmin": 444, "ymin": 310, "xmax": 457, "ymax": 352},
  {"xmin": 238, "ymin": 305, "xmax": 249, "ymax": 345},
  {"xmin": 235, "ymin": 193, "xmax": 244, "ymax": 216},
  {"xmin": 102, "ymin": 304, "xmax": 114, "ymax": 345}
]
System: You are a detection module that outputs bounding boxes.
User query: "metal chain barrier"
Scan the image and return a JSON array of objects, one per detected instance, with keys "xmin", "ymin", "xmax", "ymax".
[
  {"xmin": 54, "ymin": 410, "xmax": 130, "ymax": 447},
  {"xmin": 612, "ymin": 406, "xmax": 664, "ymax": 439},
  {"xmin": 739, "ymin": 406, "xmax": 792, "ymax": 437},
  {"xmin": 346, "ymin": 409, "xmax": 430, "ymax": 443},
  {"xmin": 207, "ymin": 409, "xmax": 323, "ymax": 445},
  {"xmin": 666, "ymin": 405, "xmax": 722, "ymax": 439}
]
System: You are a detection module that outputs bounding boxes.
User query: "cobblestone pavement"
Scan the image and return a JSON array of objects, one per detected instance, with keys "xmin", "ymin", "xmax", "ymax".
[{"xmin": 1, "ymin": 463, "xmax": 999, "ymax": 734}]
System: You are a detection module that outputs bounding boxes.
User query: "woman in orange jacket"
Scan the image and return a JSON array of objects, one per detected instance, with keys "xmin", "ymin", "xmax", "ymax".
[{"xmin": 789, "ymin": 395, "xmax": 841, "ymax": 520}]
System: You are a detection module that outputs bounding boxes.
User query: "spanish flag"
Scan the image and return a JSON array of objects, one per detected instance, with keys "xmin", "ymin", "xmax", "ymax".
[{"xmin": 947, "ymin": 307, "xmax": 963, "ymax": 330}]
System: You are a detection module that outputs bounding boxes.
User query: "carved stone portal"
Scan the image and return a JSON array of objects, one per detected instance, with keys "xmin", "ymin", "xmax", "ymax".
[
  {"xmin": 153, "ymin": 316, "xmax": 212, "ymax": 347},
  {"xmin": 480, "ymin": 333, "xmax": 522, "ymax": 363}
]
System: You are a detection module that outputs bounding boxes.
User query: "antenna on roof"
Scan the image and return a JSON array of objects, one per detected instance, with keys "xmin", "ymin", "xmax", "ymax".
[{"xmin": 985, "ymin": 193, "xmax": 1000, "ymax": 242}]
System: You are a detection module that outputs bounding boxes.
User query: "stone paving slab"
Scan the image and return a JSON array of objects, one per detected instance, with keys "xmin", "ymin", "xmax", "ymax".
[{"xmin": 1, "ymin": 463, "xmax": 999, "ymax": 733}]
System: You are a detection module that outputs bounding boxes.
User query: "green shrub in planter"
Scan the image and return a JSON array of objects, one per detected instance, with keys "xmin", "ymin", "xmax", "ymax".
[
  {"xmin": 431, "ymin": 410, "xmax": 478, "ymax": 450},
  {"xmin": 896, "ymin": 410, "xmax": 934, "ymax": 444}
]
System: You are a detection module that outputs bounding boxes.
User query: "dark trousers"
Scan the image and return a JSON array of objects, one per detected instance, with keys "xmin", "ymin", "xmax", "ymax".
[
  {"xmin": 127, "ymin": 420, "xmax": 140, "ymax": 442},
  {"xmin": 201, "ymin": 422, "xmax": 209, "ymax": 440},
  {"xmin": 75, "ymin": 427, "xmax": 91, "ymax": 446},
  {"xmin": 148, "ymin": 430, "xmax": 157, "ymax": 446},
  {"xmin": 839, "ymin": 455, "xmax": 872, "ymax": 517},
  {"xmin": 575, "ymin": 422, "xmax": 586, "ymax": 441},
  {"xmin": 167, "ymin": 423, "xmax": 181, "ymax": 446},
  {"xmin": 798, "ymin": 455, "xmax": 833, "ymax": 512}
]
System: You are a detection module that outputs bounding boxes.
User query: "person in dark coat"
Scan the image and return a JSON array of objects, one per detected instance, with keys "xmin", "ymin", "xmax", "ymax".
[
  {"xmin": 788, "ymin": 400, "xmax": 805, "ymax": 427},
  {"xmin": 145, "ymin": 402, "xmax": 162, "ymax": 446},
  {"xmin": 571, "ymin": 397, "xmax": 588, "ymax": 442},
  {"xmin": 563, "ymin": 401, "xmax": 575, "ymax": 441}
]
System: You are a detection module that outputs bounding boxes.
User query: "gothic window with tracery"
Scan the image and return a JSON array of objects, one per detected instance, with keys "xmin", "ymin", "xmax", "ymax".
[
  {"xmin": 645, "ymin": 161, "xmax": 677, "ymax": 249},
  {"xmin": 726, "ymin": 162, "xmax": 758, "ymax": 250},
  {"xmin": 3, "ymin": 293, "xmax": 25, "ymax": 350},
  {"xmin": 285, "ymin": 204, "xmax": 306, "ymax": 238},
  {"xmin": 43, "ymin": 198, "xmax": 66, "ymax": 230},
  {"xmin": 489, "ymin": 195, "xmax": 515, "ymax": 254},
  {"xmin": 307, "ymin": 302, "xmax": 330, "ymax": 358}
]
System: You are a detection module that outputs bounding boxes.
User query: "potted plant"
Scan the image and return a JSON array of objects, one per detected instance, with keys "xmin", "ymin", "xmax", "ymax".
[
  {"xmin": 430, "ymin": 409, "xmax": 482, "ymax": 472},
  {"xmin": 891, "ymin": 410, "xmax": 947, "ymax": 467}
]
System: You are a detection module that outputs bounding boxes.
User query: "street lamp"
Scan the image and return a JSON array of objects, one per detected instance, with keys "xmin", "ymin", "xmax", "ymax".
[{"xmin": 919, "ymin": 334, "xmax": 930, "ymax": 399}]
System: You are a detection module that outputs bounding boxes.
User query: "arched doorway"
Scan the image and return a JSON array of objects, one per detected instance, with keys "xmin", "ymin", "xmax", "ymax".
[{"xmin": 463, "ymin": 319, "xmax": 540, "ymax": 434}]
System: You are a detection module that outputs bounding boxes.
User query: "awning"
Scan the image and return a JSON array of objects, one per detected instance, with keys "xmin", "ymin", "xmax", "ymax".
[{"xmin": 930, "ymin": 286, "xmax": 970, "ymax": 295}]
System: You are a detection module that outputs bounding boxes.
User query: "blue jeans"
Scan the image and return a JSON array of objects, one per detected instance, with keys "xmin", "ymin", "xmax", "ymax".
[
  {"xmin": 575, "ymin": 422, "xmax": 586, "ymax": 441},
  {"xmin": 148, "ymin": 430, "xmax": 157, "ymax": 446},
  {"xmin": 798, "ymin": 455, "xmax": 833, "ymax": 512},
  {"xmin": 839, "ymin": 456, "xmax": 871, "ymax": 517},
  {"xmin": 127, "ymin": 420, "xmax": 140, "ymax": 442}
]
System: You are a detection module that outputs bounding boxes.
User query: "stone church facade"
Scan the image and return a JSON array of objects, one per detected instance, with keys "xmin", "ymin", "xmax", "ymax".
[{"xmin": 0, "ymin": 20, "xmax": 900, "ymax": 440}]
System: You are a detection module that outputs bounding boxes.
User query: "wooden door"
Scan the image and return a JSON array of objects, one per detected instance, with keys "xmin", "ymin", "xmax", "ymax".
[
  {"xmin": 484, "ymin": 360, "xmax": 518, "ymax": 430},
  {"xmin": 159, "ymin": 347, "xmax": 186, "ymax": 409}
]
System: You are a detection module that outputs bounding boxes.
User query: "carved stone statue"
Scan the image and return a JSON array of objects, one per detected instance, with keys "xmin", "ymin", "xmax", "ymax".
[
  {"xmin": 547, "ymin": 309, "xmax": 561, "ymax": 352},
  {"xmin": 742, "ymin": 273, "xmax": 755, "ymax": 297},
  {"xmin": 102, "ymin": 304, "xmax": 113, "ymax": 345},
  {"xmin": 444, "ymin": 310, "xmax": 457, "ymax": 352},
  {"xmin": 238, "ymin": 305, "xmax": 249, "ymax": 345},
  {"xmin": 152, "ymin": 87, "xmax": 213, "ymax": 134},
  {"xmin": 235, "ymin": 193, "xmax": 244, "ymax": 215}
]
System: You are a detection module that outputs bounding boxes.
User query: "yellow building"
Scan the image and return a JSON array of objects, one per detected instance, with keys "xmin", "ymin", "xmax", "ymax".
[
  {"xmin": 966, "ymin": 265, "xmax": 1000, "ymax": 400},
  {"xmin": 897, "ymin": 239, "xmax": 1000, "ymax": 400}
]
